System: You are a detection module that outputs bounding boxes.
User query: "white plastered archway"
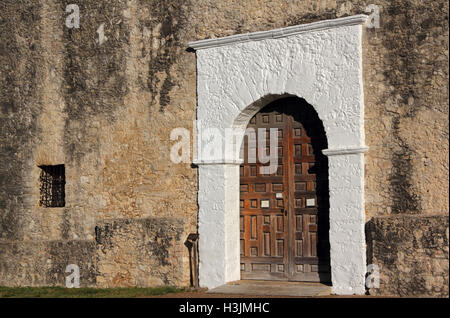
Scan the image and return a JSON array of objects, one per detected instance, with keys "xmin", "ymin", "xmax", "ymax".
[{"xmin": 189, "ymin": 15, "xmax": 369, "ymax": 295}]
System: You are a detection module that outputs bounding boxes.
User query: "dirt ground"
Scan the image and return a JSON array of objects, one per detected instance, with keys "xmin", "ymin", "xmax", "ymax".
[{"xmin": 152, "ymin": 288, "xmax": 392, "ymax": 298}]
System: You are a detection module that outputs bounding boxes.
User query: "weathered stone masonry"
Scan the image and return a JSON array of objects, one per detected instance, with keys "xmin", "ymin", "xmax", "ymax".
[
  {"xmin": 366, "ymin": 215, "xmax": 449, "ymax": 296},
  {"xmin": 0, "ymin": 0, "xmax": 448, "ymax": 296}
]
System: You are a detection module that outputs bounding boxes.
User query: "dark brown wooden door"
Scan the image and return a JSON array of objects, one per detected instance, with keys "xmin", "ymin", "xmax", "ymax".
[{"xmin": 240, "ymin": 97, "xmax": 330, "ymax": 282}]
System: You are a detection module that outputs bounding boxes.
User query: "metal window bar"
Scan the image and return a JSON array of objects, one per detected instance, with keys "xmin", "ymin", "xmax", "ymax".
[{"xmin": 39, "ymin": 165, "xmax": 65, "ymax": 207}]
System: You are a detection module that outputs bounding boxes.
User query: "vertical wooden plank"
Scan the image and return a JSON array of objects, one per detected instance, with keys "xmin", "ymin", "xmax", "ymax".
[
  {"xmin": 251, "ymin": 216, "xmax": 257, "ymax": 240},
  {"xmin": 244, "ymin": 215, "xmax": 250, "ymax": 256},
  {"xmin": 270, "ymin": 214, "xmax": 276, "ymax": 257},
  {"xmin": 302, "ymin": 143, "xmax": 308, "ymax": 157},
  {"xmin": 296, "ymin": 215, "xmax": 303, "ymax": 232},
  {"xmin": 285, "ymin": 103, "xmax": 295, "ymax": 278},
  {"xmin": 277, "ymin": 239, "xmax": 284, "ymax": 257},
  {"xmin": 304, "ymin": 213, "xmax": 311, "ymax": 257},
  {"xmin": 311, "ymin": 232, "xmax": 317, "ymax": 257},
  {"xmin": 264, "ymin": 232, "xmax": 270, "ymax": 256},
  {"xmin": 296, "ymin": 240, "xmax": 303, "ymax": 257},
  {"xmin": 258, "ymin": 215, "xmax": 263, "ymax": 257}
]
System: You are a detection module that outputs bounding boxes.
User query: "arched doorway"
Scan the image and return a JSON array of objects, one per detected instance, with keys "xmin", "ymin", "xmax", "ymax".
[
  {"xmin": 190, "ymin": 15, "xmax": 369, "ymax": 294},
  {"xmin": 239, "ymin": 97, "xmax": 330, "ymax": 282}
]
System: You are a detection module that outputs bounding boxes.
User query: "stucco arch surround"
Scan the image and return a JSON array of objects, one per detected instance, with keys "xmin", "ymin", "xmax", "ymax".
[{"xmin": 189, "ymin": 15, "xmax": 369, "ymax": 295}]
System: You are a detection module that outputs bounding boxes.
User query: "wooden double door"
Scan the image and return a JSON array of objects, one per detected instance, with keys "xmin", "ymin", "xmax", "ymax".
[{"xmin": 240, "ymin": 97, "xmax": 331, "ymax": 282}]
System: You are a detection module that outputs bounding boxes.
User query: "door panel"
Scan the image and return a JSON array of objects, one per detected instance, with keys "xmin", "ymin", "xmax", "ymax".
[
  {"xmin": 240, "ymin": 103, "xmax": 289, "ymax": 280},
  {"xmin": 240, "ymin": 97, "xmax": 330, "ymax": 282}
]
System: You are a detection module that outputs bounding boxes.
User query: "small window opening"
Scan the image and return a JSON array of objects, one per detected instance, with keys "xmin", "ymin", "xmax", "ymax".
[{"xmin": 39, "ymin": 164, "xmax": 65, "ymax": 207}]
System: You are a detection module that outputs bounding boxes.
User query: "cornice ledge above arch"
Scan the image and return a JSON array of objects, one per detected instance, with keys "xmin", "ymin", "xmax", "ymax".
[
  {"xmin": 188, "ymin": 14, "xmax": 369, "ymax": 51},
  {"xmin": 322, "ymin": 146, "xmax": 369, "ymax": 156},
  {"xmin": 193, "ymin": 159, "xmax": 244, "ymax": 166}
]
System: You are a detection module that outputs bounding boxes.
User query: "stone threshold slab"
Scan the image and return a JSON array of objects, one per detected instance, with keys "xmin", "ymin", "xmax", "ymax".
[{"xmin": 207, "ymin": 280, "xmax": 332, "ymax": 297}]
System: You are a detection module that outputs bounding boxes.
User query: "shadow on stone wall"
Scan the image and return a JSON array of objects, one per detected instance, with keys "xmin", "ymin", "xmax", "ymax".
[
  {"xmin": 0, "ymin": 217, "xmax": 186, "ymax": 288},
  {"xmin": 365, "ymin": 215, "xmax": 449, "ymax": 297}
]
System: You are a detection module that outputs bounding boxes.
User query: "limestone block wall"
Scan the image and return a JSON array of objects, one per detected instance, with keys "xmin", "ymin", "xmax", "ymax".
[
  {"xmin": 366, "ymin": 215, "xmax": 449, "ymax": 297},
  {"xmin": 0, "ymin": 0, "xmax": 198, "ymax": 287},
  {"xmin": 95, "ymin": 217, "xmax": 186, "ymax": 287},
  {"xmin": 0, "ymin": 217, "xmax": 186, "ymax": 287},
  {"xmin": 0, "ymin": 240, "xmax": 97, "ymax": 287}
]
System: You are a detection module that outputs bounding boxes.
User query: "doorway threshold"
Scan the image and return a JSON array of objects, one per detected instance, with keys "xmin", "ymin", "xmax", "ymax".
[{"xmin": 206, "ymin": 280, "xmax": 332, "ymax": 297}]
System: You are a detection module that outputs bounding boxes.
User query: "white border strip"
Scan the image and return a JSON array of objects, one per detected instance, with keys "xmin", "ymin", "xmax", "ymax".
[
  {"xmin": 188, "ymin": 14, "xmax": 368, "ymax": 50},
  {"xmin": 193, "ymin": 159, "xmax": 244, "ymax": 165},
  {"xmin": 322, "ymin": 146, "xmax": 369, "ymax": 156}
]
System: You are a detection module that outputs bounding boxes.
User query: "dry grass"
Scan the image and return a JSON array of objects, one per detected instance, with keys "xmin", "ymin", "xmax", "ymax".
[{"xmin": 0, "ymin": 286, "xmax": 190, "ymax": 298}]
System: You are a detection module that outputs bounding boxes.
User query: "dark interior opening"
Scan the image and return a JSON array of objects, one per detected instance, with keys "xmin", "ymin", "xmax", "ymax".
[{"xmin": 39, "ymin": 164, "xmax": 65, "ymax": 208}]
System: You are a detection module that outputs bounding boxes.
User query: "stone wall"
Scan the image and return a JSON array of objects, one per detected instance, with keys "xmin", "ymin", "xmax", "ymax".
[
  {"xmin": 0, "ymin": 217, "xmax": 186, "ymax": 287},
  {"xmin": 0, "ymin": 240, "xmax": 97, "ymax": 287},
  {"xmin": 0, "ymin": 0, "xmax": 199, "ymax": 287},
  {"xmin": 366, "ymin": 215, "xmax": 449, "ymax": 297},
  {"xmin": 0, "ymin": 0, "xmax": 448, "ymax": 294},
  {"xmin": 362, "ymin": 0, "xmax": 449, "ymax": 219},
  {"xmin": 95, "ymin": 217, "xmax": 187, "ymax": 287}
]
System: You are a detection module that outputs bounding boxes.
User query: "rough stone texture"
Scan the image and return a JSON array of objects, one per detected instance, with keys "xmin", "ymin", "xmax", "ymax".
[
  {"xmin": 366, "ymin": 215, "xmax": 449, "ymax": 297},
  {"xmin": 0, "ymin": 240, "xmax": 97, "ymax": 287},
  {"xmin": 95, "ymin": 217, "xmax": 187, "ymax": 287},
  {"xmin": 0, "ymin": 0, "xmax": 448, "ymax": 296},
  {"xmin": 362, "ymin": 0, "xmax": 449, "ymax": 219},
  {"xmin": 0, "ymin": 0, "xmax": 43, "ymax": 242},
  {"xmin": 0, "ymin": 217, "xmax": 186, "ymax": 287},
  {"xmin": 0, "ymin": 0, "xmax": 198, "ymax": 287}
]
